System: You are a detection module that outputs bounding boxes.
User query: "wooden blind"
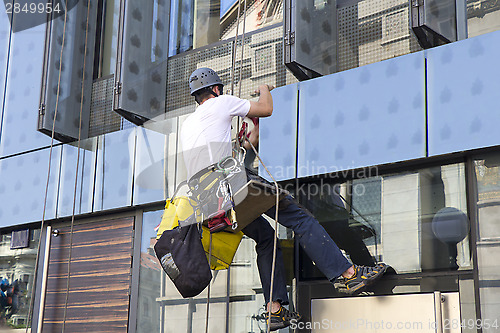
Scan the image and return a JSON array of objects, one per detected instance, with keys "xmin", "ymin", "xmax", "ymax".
[{"xmin": 42, "ymin": 217, "xmax": 134, "ymax": 332}]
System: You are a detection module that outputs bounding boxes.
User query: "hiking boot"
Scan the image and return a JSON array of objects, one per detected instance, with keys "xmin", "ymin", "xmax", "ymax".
[
  {"xmin": 267, "ymin": 305, "xmax": 302, "ymax": 331},
  {"xmin": 334, "ymin": 263, "xmax": 388, "ymax": 295}
]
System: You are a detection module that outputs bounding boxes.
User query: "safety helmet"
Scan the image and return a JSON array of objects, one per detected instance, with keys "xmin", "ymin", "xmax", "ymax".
[{"xmin": 189, "ymin": 67, "xmax": 223, "ymax": 96}]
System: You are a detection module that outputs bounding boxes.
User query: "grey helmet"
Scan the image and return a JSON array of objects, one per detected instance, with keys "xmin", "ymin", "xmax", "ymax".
[{"xmin": 189, "ymin": 67, "xmax": 223, "ymax": 95}]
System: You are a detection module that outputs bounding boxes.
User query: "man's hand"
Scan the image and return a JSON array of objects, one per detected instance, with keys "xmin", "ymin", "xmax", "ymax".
[
  {"xmin": 254, "ymin": 84, "xmax": 275, "ymax": 96},
  {"xmin": 248, "ymin": 84, "xmax": 274, "ymax": 117}
]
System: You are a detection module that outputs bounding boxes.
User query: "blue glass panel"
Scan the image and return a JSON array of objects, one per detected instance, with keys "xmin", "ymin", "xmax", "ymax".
[
  {"xmin": 94, "ymin": 128, "xmax": 135, "ymax": 211},
  {"xmin": 259, "ymin": 83, "xmax": 298, "ymax": 181},
  {"xmin": 57, "ymin": 138, "xmax": 98, "ymax": 217},
  {"xmin": 168, "ymin": 0, "xmax": 194, "ymax": 56},
  {"xmin": 133, "ymin": 124, "xmax": 177, "ymax": 205},
  {"xmin": 427, "ymin": 30, "xmax": 500, "ymax": 156},
  {"xmin": 0, "ymin": 21, "xmax": 51, "ymax": 157},
  {"xmin": 298, "ymin": 52, "xmax": 426, "ymax": 178},
  {"xmin": 0, "ymin": 4, "xmax": 12, "ymax": 136},
  {"xmin": 0, "ymin": 146, "xmax": 61, "ymax": 227}
]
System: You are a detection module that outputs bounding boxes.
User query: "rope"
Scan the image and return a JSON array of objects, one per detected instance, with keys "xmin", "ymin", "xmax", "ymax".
[
  {"xmin": 237, "ymin": 0, "xmax": 247, "ymax": 98},
  {"xmin": 61, "ymin": 0, "xmax": 92, "ymax": 330},
  {"xmin": 204, "ymin": 232, "xmax": 213, "ymax": 333},
  {"xmin": 25, "ymin": 0, "xmax": 70, "ymax": 330},
  {"xmin": 231, "ymin": 3, "xmax": 281, "ymax": 331},
  {"xmin": 230, "ymin": 0, "xmax": 242, "ymax": 95},
  {"xmin": 243, "ymin": 136, "xmax": 280, "ymax": 333}
]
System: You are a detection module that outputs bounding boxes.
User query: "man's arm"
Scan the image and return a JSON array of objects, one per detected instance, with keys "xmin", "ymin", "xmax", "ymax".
[{"xmin": 247, "ymin": 84, "xmax": 274, "ymax": 117}]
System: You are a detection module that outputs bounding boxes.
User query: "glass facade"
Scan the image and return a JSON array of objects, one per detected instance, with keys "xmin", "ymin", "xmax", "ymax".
[
  {"xmin": 138, "ymin": 209, "xmax": 294, "ymax": 333},
  {"xmin": 473, "ymin": 152, "xmax": 500, "ymax": 332},
  {"xmin": 298, "ymin": 163, "xmax": 471, "ymax": 280},
  {"xmin": 0, "ymin": 228, "xmax": 39, "ymax": 329}
]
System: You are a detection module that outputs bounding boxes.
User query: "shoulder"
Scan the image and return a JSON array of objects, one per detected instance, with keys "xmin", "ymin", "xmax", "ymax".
[{"xmin": 214, "ymin": 95, "xmax": 244, "ymax": 104}]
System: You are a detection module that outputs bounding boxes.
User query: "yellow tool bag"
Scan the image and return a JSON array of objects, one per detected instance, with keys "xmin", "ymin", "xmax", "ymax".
[
  {"xmin": 156, "ymin": 196, "xmax": 243, "ymax": 271},
  {"xmin": 201, "ymin": 226, "xmax": 243, "ymax": 270}
]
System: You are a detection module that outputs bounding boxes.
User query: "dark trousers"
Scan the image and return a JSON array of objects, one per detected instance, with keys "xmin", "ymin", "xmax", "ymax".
[{"xmin": 242, "ymin": 196, "xmax": 352, "ymax": 305}]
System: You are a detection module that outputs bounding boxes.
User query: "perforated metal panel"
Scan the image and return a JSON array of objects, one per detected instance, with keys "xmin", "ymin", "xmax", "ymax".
[
  {"xmin": 337, "ymin": 0, "xmax": 423, "ymax": 71},
  {"xmin": 338, "ymin": 5, "xmax": 360, "ymax": 71},
  {"xmin": 166, "ymin": 25, "xmax": 298, "ymax": 115},
  {"xmin": 89, "ymin": 75, "xmax": 122, "ymax": 137}
]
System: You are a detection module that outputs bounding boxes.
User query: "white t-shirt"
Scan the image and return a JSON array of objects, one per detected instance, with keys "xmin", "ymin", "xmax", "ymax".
[{"xmin": 180, "ymin": 95, "xmax": 250, "ymax": 178}]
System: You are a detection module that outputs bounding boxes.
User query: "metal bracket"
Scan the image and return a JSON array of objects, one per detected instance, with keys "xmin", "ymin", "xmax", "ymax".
[
  {"xmin": 284, "ymin": 31, "xmax": 295, "ymax": 46},
  {"xmin": 38, "ymin": 103, "xmax": 46, "ymax": 116},
  {"xmin": 114, "ymin": 81, "xmax": 122, "ymax": 95}
]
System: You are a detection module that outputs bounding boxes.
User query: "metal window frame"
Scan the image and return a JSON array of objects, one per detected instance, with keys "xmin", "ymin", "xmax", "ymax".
[{"xmin": 410, "ymin": 0, "xmax": 467, "ymax": 49}]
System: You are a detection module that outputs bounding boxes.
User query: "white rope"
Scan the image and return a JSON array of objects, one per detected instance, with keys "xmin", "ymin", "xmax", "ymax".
[
  {"xmin": 244, "ymin": 136, "xmax": 280, "ymax": 333},
  {"xmin": 204, "ymin": 232, "xmax": 213, "ymax": 333},
  {"xmin": 230, "ymin": 0, "xmax": 242, "ymax": 95},
  {"xmin": 61, "ymin": 0, "xmax": 92, "ymax": 330},
  {"xmin": 25, "ymin": 0, "xmax": 70, "ymax": 330},
  {"xmin": 237, "ymin": 0, "xmax": 247, "ymax": 98}
]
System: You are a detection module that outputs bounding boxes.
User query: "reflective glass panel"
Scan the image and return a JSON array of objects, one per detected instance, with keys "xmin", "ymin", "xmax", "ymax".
[
  {"xmin": 467, "ymin": 0, "xmax": 500, "ymax": 38},
  {"xmin": 57, "ymin": 138, "xmax": 97, "ymax": 217},
  {"xmin": 0, "ymin": 228, "xmax": 40, "ymax": 329},
  {"xmin": 169, "ymin": 0, "xmax": 283, "ymax": 56},
  {"xmin": 133, "ymin": 120, "xmax": 178, "ymax": 205},
  {"xmin": 0, "ymin": 18, "xmax": 51, "ymax": 157},
  {"xmin": 0, "ymin": 146, "xmax": 61, "ymax": 227},
  {"xmin": 298, "ymin": 162, "xmax": 472, "ymax": 280},
  {"xmin": 473, "ymin": 152, "xmax": 500, "ymax": 332},
  {"xmin": 94, "ymin": 128, "xmax": 135, "ymax": 211},
  {"xmin": 100, "ymin": 0, "xmax": 120, "ymax": 76},
  {"xmin": 291, "ymin": 0, "xmax": 338, "ymax": 75},
  {"xmin": 117, "ymin": 0, "xmax": 169, "ymax": 121},
  {"xmin": 40, "ymin": 0, "xmax": 97, "ymax": 141},
  {"xmin": 136, "ymin": 210, "xmax": 162, "ymax": 333},
  {"xmin": 0, "ymin": 2, "xmax": 12, "ymax": 135}
]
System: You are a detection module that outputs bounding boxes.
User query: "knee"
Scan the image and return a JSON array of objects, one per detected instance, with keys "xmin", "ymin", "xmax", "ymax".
[{"xmin": 255, "ymin": 233, "xmax": 283, "ymax": 253}]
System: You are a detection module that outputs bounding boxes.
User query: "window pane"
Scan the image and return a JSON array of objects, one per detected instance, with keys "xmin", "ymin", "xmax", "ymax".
[
  {"xmin": 467, "ymin": 0, "xmax": 500, "ymax": 38},
  {"xmin": 137, "ymin": 210, "xmax": 162, "ymax": 333},
  {"xmin": 168, "ymin": 0, "xmax": 195, "ymax": 56},
  {"xmin": 100, "ymin": 0, "xmax": 120, "ymax": 76},
  {"xmin": 133, "ymin": 121, "xmax": 178, "ymax": 205},
  {"xmin": 0, "ymin": 3, "xmax": 12, "ymax": 137},
  {"xmin": 298, "ymin": 163, "xmax": 471, "ymax": 279},
  {"xmin": 0, "ymin": 18, "xmax": 51, "ymax": 157},
  {"xmin": 0, "ymin": 147, "xmax": 60, "ymax": 227},
  {"xmin": 473, "ymin": 153, "xmax": 500, "ymax": 331},
  {"xmin": 57, "ymin": 137, "xmax": 97, "ymax": 217},
  {"xmin": 0, "ymin": 228, "xmax": 40, "ymax": 328},
  {"xmin": 169, "ymin": 0, "xmax": 284, "ymax": 57},
  {"xmin": 94, "ymin": 128, "xmax": 135, "ymax": 211}
]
